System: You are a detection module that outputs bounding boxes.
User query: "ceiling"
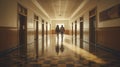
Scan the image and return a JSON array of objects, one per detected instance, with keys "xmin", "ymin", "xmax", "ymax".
[{"xmin": 36, "ymin": 0, "xmax": 84, "ymax": 20}]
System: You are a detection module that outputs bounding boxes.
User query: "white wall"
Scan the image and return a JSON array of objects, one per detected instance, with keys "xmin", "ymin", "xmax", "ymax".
[
  {"xmin": 0, "ymin": 0, "xmax": 50, "ymax": 27},
  {"xmin": 0, "ymin": 0, "xmax": 17, "ymax": 27}
]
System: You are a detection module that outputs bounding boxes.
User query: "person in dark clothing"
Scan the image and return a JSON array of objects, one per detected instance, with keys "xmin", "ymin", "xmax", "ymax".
[
  {"xmin": 60, "ymin": 25, "xmax": 65, "ymax": 39},
  {"xmin": 55, "ymin": 25, "xmax": 60, "ymax": 37}
]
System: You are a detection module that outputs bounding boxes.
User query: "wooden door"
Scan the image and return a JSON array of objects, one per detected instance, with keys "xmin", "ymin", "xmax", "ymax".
[
  {"xmin": 19, "ymin": 14, "xmax": 27, "ymax": 57},
  {"xmin": 80, "ymin": 22, "xmax": 83, "ymax": 48}
]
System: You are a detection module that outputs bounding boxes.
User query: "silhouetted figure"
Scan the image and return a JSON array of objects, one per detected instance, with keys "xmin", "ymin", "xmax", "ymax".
[
  {"xmin": 60, "ymin": 42, "xmax": 64, "ymax": 53},
  {"xmin": 55, "ymin": 25, "xmax": 60, "ymax": 37},
  {"xmin": 55, "ymin": 36, "xmax": 59, "ymax": 55},
  {"xmin": 60, "ymin": 25, "xmax": 65, "ymax": 40},
  {"xmin": 55, "ymin": 45, "xmax": 59, "ymax": 55}
]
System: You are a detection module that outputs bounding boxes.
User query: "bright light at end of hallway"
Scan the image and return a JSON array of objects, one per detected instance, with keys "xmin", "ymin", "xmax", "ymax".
[{"xmin": 63, "ymin": 41, "xmax": 107, "ymax": 64}]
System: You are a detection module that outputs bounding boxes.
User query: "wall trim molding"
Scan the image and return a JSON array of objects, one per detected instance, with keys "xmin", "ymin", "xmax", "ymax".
[
  {"xmin": 0, "ymin": 27, "xmax": 17, "ymax": 30},
  {"xmin": 97, "ymin": 26, "xmax": 120, "ymax": 30}
]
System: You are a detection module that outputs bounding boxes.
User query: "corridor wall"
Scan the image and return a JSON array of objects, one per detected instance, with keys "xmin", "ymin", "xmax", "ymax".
[
  {"xmin": 71, "ymin": 0, "xmax": 120, "ymax": 51},
  {"xmin": 0, "ymin": 0, "xmax": 50, "ymax": 52}
]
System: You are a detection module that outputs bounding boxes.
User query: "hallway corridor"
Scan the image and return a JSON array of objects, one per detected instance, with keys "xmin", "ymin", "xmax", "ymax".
[{"xmin": 0, "ymin": 0, "xmax": 120, "ymax": 67}]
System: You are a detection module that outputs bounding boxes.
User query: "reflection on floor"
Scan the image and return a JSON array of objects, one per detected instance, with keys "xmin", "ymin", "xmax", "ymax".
[{"xmin": 0, "ymin": 34, "xmax": 120, "ymax": 67}]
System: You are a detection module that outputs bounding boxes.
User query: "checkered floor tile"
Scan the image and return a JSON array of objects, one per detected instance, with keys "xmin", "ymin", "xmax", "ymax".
[{"xmin": 27, "ymin": 56, "xmax": 99, "ymax": 67}]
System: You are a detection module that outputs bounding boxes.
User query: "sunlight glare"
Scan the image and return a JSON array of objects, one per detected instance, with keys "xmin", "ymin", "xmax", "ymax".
[{"xmin": 63, "ymin": 42, "xmax": 107, "ymax": 64}]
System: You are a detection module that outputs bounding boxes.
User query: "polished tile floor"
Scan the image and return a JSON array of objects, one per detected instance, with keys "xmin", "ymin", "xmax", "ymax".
[{"xmin": 0, "ymin": 34, "xmax": 120, "ymax": 67}]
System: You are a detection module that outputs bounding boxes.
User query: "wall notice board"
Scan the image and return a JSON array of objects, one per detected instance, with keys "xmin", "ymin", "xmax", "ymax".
[{"xmin": 99, "ymin": 4, "xmax": 120, "ymax": 21}]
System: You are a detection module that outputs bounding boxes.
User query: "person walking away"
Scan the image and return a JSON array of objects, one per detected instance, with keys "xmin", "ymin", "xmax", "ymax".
[
  {"xmin": 55, "ymin": 25, "xmax": 60, "ymax": 37},
  {"xmin": 60, "ymin": 25, "xmax": 65, "ymax": 42}
]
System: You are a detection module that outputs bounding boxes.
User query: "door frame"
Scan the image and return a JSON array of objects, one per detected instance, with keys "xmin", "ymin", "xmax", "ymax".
[
  {"xmin": 80, "ymin": 17, "xmax": 84, "ymax": 48},
  {"xmin": 17, "ymin": 4, "xmax": 27, "ymax": 57},
  {"xmin": 89, "ymin": 7, "xmax": 97, "ymax": 52},
  {"xmin": 34, "ymin": 15, "xmax": 39, "ymax": 59}
]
